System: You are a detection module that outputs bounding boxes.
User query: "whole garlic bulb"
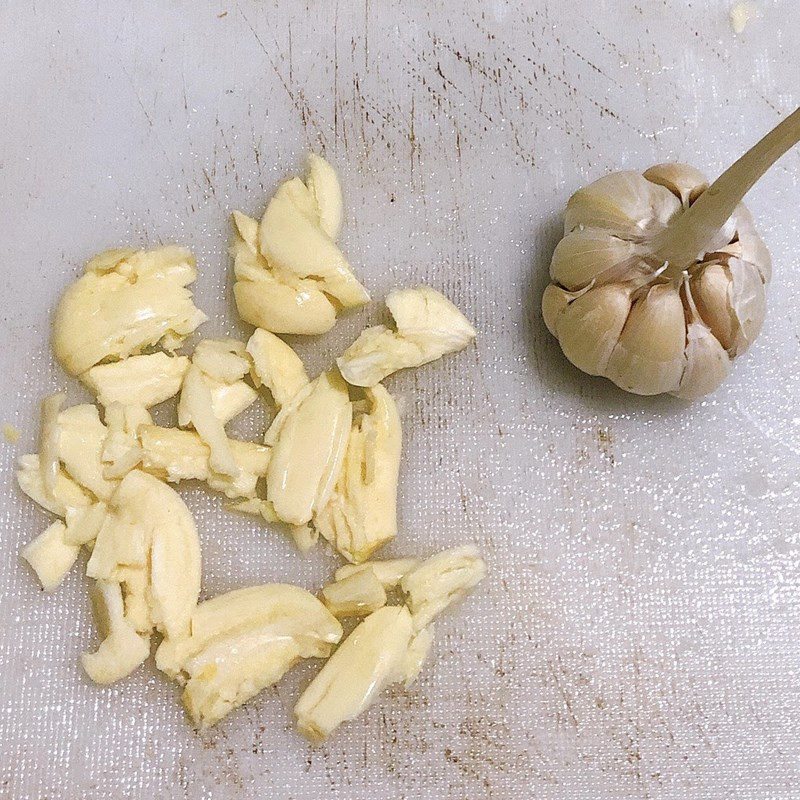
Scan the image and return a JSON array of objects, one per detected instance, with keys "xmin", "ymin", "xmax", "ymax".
[{"xmin": 542, "ymin": 165, "xmax": 770, "ymax": 398}]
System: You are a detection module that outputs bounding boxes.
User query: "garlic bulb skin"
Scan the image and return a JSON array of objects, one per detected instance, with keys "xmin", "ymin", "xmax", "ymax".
[{"xmin": 543, "ymin": 163, "xmax": 771, "ymax": 398}]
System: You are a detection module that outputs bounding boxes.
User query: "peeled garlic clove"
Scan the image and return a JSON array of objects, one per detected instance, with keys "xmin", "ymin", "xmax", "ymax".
[
  {"xmin": 555, "ymin": 284, "xmax": 633, "ymax": 376},
  {"xmin": 246, "ymin": 328, "xmax": 309, "ymax": 406},
  {"xmin": 266, "ymin": 371, "xmax": 352, "ymax": 526},
  {"xmin": 550, "ymin": 228, "xmax": 640, "ymax": 291},
  {"xmin": 564, "ymin": 171, "xmax": 680, "ymax": 238},
  {"xmin": 643, "ymin": 163, "xmax": 709, "ymax": 207},
  {"xmin": 305, "ymin": 153, "xmax": 343, "ymax": 240},
  {"xmin": 233, "ymin": 259, "xmax": 338, "ymax": 335},
  {"xmin": 53, "ymin": 246, "xmax": 207, "ymax": 376},
  {"xmin": 294, "ymin": 605, "xmax": 414, "ymax": 742},
  {"xmin": 259, "ymin": 177, "xmax": 369, "ymax": 308},
  {"xmin": 315, "ymin": 385, "xmax": 401, "ymax": 563},
  {"xmin": 606, "ymin": 283, "xmax": 686, "ymax": 395},
  {"xmin": 321, "ymin": 567, "xmax": 388, "ymax": 618},
  {"xmin": 81, "ymin": 579, "xmax": 150, "ymax": 685},
  {"xmin": 20, "ymin": 520, "xmax": 80, "ymax": 591},
  {"xmin": 81, "ymin": 353, "xmax": 190, "ymax": 409},
  {"xmin": 139, "ymin": 425, "xmax": 269, "ymax": 499},
  {"xmin": 400, "ymin": 545, "xmax": 487, "ymax": 631}
]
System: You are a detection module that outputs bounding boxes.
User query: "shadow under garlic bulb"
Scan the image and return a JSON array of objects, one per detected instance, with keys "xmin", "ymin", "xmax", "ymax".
[{"xmin": 542, "ymin": 164, "xmax": 771, "ymax": 399}]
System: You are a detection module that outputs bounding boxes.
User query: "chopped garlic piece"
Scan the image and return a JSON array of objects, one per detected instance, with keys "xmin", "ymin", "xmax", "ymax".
[
  {"xmin": 81, "ymin": 579, "xmax": 150, "ymax": 685},
  {"xmin": 139, "ymin": 425, "xmax": 270, "ymax": 499},
  {"xmin": 232, "ymin": 220, "xmax": 337, "ymax": 335},
  {"xmin": 288, "ymin": 523, "xmax": 319, "ymax": 553},
  {"xmin": 154, "ymin": 584, "xmax": 342, "ymax": 727},
  {"xmin": 16, "ymin": 453, "xmax": 92, "ymax": 517},
  {"xmin": 117, "ymin": 565, "xmax": 151, "ymax": 634},
  {"xmin": 208, "ymin": 379, "xmax": 258, "ymax": 425},
  {"xmin": 305, "ymin": 153, "xmax": 343, "ymax": 240},
  {"xmin": 321, "ymin": 568, "xmax": 387, "ymax": 618},
  {"xmin": 334, "ymin": 557, "xmax": 420, "ymax": 588},
  {"xmin": 178, "ymin": 365, "xmax": 239, "ymax": 476},
  {"xmin": 82, "ymin": 353, "xmax": 190, "ymax": 408},
  {"xmin": 246, "ymin": 328, "xmax": 309, "ymax": 406},
  {"xmin": 730, "ymin": 1, "xmax": 756, "ymax": 33},
  {"xmin": 100, "ymin": 403, "xmax": 151, "ymax": 479},
  {"xmin": 400, "ymin": 545, "xmax": 487, "ymax": 631},
  {"xmin": 58, "ymin": 404, "xmax": 118, "ymax": 500},
  {"xmin": 38, "ymin": 393, "xmax": 64, "ymax": 499},
  {"xmin": 337, "ymin": 286, "xmax": 476, "ymax": 386},
  {"xmin": 86, "ymin": 470, "xmax": 201, "ymax": 641},
  {"xmin": 403, "ymin": 625, "xmax": 434, "ymax": 687},
  {"xmin": 52, "ymin": 245, "xmax": 207, "ymax": 376},
  {"xmin": 191, "ymin": 338, "xmax": 250, "ymax": 384},
  {"xmin": 20, "ymin": 520, "xmax": 79, "ymax": 591},
  {"xmin": 294, "ymin": 605, "xmax": 414, "ymax": 741},
  {"xmin": 64, "ymin": 502, "xmax": 108, "ymax": 546},
  {"xmin": 260, "ymin": 177, "xmax": 369, "ymax": 309},
  {"xmin": 3, "ymin": 423, "xmax": 21, "ymax": 443},
  {"xmin": 315, "ymin": 385, "xmax": 401, "ymax": 563},
  {"xmin": 266, "ymin": 371, "xmax": 351, "ymax": 526}
]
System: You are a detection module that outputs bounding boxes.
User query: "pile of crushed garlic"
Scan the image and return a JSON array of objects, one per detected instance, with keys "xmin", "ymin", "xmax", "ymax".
[{"xmin": 17, "ymin": 155, "xmax": 486, "ymax": 738}]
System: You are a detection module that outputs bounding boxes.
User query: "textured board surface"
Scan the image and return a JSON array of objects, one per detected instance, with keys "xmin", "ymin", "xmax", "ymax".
[{"xmin": 1, "ymin": 1, "xmax": 799, "ymax": 798}]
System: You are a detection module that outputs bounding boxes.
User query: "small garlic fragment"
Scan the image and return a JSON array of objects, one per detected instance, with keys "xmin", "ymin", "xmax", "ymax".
[
  {"xmin": 321, "ymin": 567, "xmax": 388, "ymax": 618},
  {"xmin": 38, "ymin": 393, "xmax": 64, "ymax": 499},
  {"xmin": 337, "ymin": 286, "xmax": 476, "ymax": 387},
  {"xmin": 20, "ymin": 520, "xmax": 80, "ymax": 591},
  {"xmin": 81, "ymin": 353, "xmax": 189, "ymax": 408},
  {"xmin": 334, "ymin": 557, "xmax": 420, "ymax": 588},
  {"xmin": 400, "ymin": 545, "xmax": 487, "ymax": 631},
  {"xmin": 58, "ymin": 404, "xmax": 118, "ymax": 500},
  {"xmin": 305, "ymin": 153, "xmax": 344, "ymax": 240},
  {"xmin": 81, "ymin": 579, "xmax": 150, "ymax": 685},
  {"xmin": 246, "ymin": 328, "xmax": 309, "ymax": 406}
]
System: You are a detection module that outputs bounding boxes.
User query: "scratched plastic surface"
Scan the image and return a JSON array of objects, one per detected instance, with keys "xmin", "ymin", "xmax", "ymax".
[{"xmin": 1, "ymin": 1, "xmax": 799, "ymax": 798}]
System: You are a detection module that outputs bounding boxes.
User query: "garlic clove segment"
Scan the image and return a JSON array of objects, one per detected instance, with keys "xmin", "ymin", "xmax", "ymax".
[
  {"xmin": 155, "ymin": 584, "xmax": 342, "ymax": 727},
  {"xmin": 564, "ymin": 171, "xmax": 680, "ymax": 238},
  {"xmin": 605, "ymin": 283, "xmax": 687, "ymax": 396},
  {"xmin": 321, "ymin": 567, "xmax": 388, "ymax": 618},
  {"xmin": 550, "ymin": 228, "xmax": 641, "ymax": 291},
  {"xmin": 246, "ymin": 328, "xmax": 309, "ymax": 406},
  {"xmin": 555, "ymin": 284, "xmax": 633, "ymax": 377},
  {"xmin": 20, "ymin": 520, "xmax": 80, "ymax": 591}
]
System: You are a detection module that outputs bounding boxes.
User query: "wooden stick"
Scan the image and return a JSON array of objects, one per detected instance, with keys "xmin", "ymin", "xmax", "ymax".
[{"xmin": 655, "ymin": 106, "xmax": 800, "ymax": 279}]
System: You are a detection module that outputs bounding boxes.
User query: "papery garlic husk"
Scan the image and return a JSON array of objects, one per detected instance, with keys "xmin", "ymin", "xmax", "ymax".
[{"xmin": 543, "ymin": 162, "xmax": 771, "ymax": 398}]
